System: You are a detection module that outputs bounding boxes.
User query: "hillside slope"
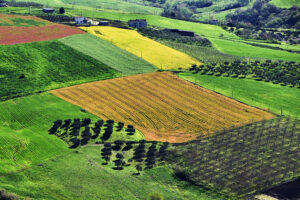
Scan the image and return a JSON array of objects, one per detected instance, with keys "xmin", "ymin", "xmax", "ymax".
[
  {"xmin": 0, "ymin": 40, "xmax": 118, "ymax": 101},
  {"xmin": 80, "ymin": 26, "xmax": 201, "ymax": 69}
]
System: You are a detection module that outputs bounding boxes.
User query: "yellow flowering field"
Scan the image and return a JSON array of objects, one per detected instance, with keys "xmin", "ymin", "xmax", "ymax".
[{"xmin": 80, "ymin": 26, "xmax": 201, "ymax": 69}]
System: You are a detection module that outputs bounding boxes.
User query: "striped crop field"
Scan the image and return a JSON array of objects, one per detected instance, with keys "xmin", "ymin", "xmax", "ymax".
[
  {"xmin": 0, "ymin": 14, "xmax": 85, "ymax": 45},
  {"xmin": 51, "ymin": 72, "xmax": 275, "ymax": 143},
  {"xmin": 80, "ymin": 26, "xmax": 201, "ymax": 70}
]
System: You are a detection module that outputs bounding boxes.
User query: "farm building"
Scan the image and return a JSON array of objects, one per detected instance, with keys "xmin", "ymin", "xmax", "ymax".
[
  {"xmin": 0, "ymin": 1, "xmax": 7, "ymax": 7},
  {"xmin": 99, "ymin": 21, "xmax": 109, "ymax": 26},
  {"xmin": 42, "ymin": 8, "xmax": 55, "ymax": 13},
  {"xmin": 164, "ymin": 29, "xmax": 195, "ymax": 37},
  {"xmin": 128, "ymin": 19, "xmax": 147, "ymax": 29},
  {"xmin": 75, "ymin": 16, "xmax": 89, "ymax": 25}
]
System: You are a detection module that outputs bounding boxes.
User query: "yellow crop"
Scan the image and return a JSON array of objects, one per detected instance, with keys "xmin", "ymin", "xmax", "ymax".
[{"xmin": 80, "ymin": 26, "xmax": 201, "ymax": 69}]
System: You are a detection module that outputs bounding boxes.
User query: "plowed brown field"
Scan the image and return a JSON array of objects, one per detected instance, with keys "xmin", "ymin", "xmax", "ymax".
[{"xmin": 51, "ymin": 72, "xmax": 275, "ymax": 142}]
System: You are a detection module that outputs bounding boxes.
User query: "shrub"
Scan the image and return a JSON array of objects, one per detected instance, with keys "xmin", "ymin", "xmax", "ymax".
[{"xmin": 149, "ymin": 193, "xmax": 164, "ymax": 200}]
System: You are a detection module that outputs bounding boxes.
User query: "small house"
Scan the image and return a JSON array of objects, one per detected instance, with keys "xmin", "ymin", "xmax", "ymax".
[
  {"xmin": 128, "ymin": 19, "xmax": 147, "ymax": 29},
  {"xmin": 75, "ymin": 16, "xmax": 89, "ymax": 25},
  {"xmin": 99, "ymin": 21, "xmax": 109, "ymax": 26},
  {"xmin": 42, "ymin": 8, "xmax": 55, "ymax": 13},
  {"xmin": 0, "ymin": 1, "xmax": 7, "ymax": 7}
]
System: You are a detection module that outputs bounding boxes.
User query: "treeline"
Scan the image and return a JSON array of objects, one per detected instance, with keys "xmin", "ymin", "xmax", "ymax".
[
  {"xmin": 138, "ymin": 28, "xmax": 211, "ymax": 46},
  {"xmin": 7, "ymin": 1, "xmax": 43, "ymax": 7},
  {"xmin": 48, "ymin": 118, "xmax": 136, "ymax": 148},
  {"xmin": 216, "ymin": 0, "xmax": 249, "ymax": 12},
  {"xmin": 37, "ymin": 15, "xmax": 75, "ymax": 23},
  {"xmin": 189, "ymin": 60, "xmax": 300, "ymax": 87},
  {"xmin": 101, "ymin": 139, "xmax": 169, "ymax": 173},
  {"xmin": 227, "ymin": 0, "xmax": 300, "ymax": 29}
]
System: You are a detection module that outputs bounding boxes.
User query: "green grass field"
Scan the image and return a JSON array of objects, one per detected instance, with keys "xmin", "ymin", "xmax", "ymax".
[
  {"xmin": 270, "ymin": 0, "xmax": 300, "ymax": 8},
  {"xmin": 159, "ymin": 40, "xmax": 246, "ymax": 63},
  {"xmin": 210, "ymin": 38, "xmax": 300, "ymax": 62},
  {"xmin": 60, "ymin": 34, "xmax": 157, "ymax": 75},
  {"xmin": 179, "ymin": 73, "xmax": 300, "ymax": 117},
  {"xmin": 0, "ymin": 40, "xmax": 119, "ymax": 101},
  {"xmin": 0, "ymin": 93, "xmax": 144, "ymax": 174},
  {"xmin": 0, "ymin": 146, "xmax": 224, "ymax": 200}
]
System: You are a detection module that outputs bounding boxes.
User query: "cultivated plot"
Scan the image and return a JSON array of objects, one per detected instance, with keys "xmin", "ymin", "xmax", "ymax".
[
  {"xmin": 0, "ymin": 14, "xmax": 85, "ymax": 45},
  {"xmin": 51, "ymin": 72, "xmax": 275, "ymax": 142},
  {"xmin": 80, "ymin": 26, "xmax": 201, "ymax": 70}
]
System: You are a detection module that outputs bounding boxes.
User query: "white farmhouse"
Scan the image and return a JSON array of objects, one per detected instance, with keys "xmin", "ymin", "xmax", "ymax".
[{"xmin": 75, "ymin": 16, "xmax": 89, "ymax": 25}]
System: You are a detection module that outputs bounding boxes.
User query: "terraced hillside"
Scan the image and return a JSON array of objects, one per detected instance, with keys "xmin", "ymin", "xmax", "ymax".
[
  {"xmin": 0, "ymin": 14, "xmax": 84, "ymax": 44},
  {"xmin": 60, "ymin": 34, "xmax": 157, "ymax": 75},
  {"xmin": 0, "ymin": 40, "xmax": 118, "ymax": 101},
  {"xmin": 51, "ymin": 72, "xmax": 275, "ymax": 143},
  {"xmin": 80, "ymin": 26, "xmax": 201, "ymax": 70}
]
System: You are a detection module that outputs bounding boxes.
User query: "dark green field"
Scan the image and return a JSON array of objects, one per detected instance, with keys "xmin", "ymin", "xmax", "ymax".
[
  {"xmin": 60, "ymin": 34, "xmax": 157, "ymax": 75},
  {"xmin": 0, "ymin": 40, "xmax": 119, "ymax": 101}
]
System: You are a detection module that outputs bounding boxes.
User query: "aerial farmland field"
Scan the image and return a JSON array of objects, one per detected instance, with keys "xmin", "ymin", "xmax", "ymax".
[
  {"xmin": 0, "ymin": 0, "xmax": 299, "ymax": 199},
  {"xmin": 80, "ymin": 26, "xmax": 201, "ymax": 69},
  {"xmin": 51, "ymin": 72, "xmax": 275, "ymax": 142},
  {"xmin": 0, "ymin": 14, "xmax": 85, "ymax": 44}
]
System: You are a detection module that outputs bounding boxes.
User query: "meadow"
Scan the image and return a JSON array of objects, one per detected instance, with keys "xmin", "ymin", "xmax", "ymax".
[
  {"xmin": 0, "ymin": 93, "xmax": 98, "ymax": 174},
  {"xmin": 51, "ymin": 72, "xmax": 274, "ymax": 143},
  {"xmin": 270, "ymin": 0, "xmax": 300, "ymax": 8},
  {"xmin": 0, "ymin": 40, "xmax": 118, "ymax": 101},
  {"xmin": 60, "ymin": 34, "xmax": 157, "ymax": 75},
  {"xmin": 179, "ymin": 73, "xmax": 300, "ymax": 117},
  {"xmin": 0, "ymin": 92, "xmax": 145, "ymax": 174},
  {"xmin": 0, "ymin": 146, "xmax": 223, "ymax": 200},
  {"xmin": 80, "ymin": 26, "xmax": 201, "ymax": 70},
  {"xmin": 210, "ymin": 38, "xmax": 300, "ymax": 62}
]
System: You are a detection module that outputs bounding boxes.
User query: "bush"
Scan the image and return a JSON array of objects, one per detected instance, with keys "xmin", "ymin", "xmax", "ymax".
[
  {"xmin": 0, "ymin": 190, "xmax": 19, "ymax": 200},
  {"xmin": 149, "ymin": 193, "xmax": 164, "ymax": 200}
]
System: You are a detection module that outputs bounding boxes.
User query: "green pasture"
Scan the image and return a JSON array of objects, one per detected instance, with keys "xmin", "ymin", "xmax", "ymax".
[
  {"xmin": 0, "ymin": 146, "xmax": 223, "ymax": 200},
  {"xmin": 0, "ymin": 93, "xmax": 144, "ymax": 174},
  {"xmin": 60, "ymin": 34, "xmax": 157, "ymax": 75},
  {"xmin": 211, "ymin": 38, "xmax": 300, "ymax": 62},
  {"xmin": 179, "ymin": 73, "xmax": 300, "ymax": 117},
  {"xmin": 0, "ymin": 40, "xmax": 119, "ymax": 101},
  {"xmin": 270, "ymin": 0, "xmax": 300, "ymax": 8}
]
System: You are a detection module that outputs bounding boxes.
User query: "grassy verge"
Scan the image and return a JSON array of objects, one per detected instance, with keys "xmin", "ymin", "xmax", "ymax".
[{"xmin": 179, "ymin": 72, "xmax": 300, "ymax": 117}]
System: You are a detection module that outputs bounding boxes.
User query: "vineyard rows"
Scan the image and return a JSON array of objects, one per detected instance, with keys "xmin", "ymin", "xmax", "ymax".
[{"xmin": 170, "ymin": 117, "xmax": 300, "ymax": 199}]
